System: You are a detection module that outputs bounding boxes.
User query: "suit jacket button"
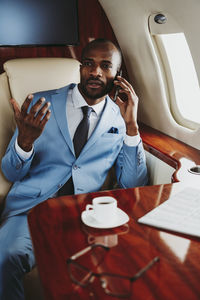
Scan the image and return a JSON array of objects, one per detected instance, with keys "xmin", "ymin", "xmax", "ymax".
[
  {"xmin": 73, "ymin": 165, "xmax": 78, "ymax": 170},
  {"xmin": 16, "ymin": 163, "xmax": 21, "ymax": 170}
]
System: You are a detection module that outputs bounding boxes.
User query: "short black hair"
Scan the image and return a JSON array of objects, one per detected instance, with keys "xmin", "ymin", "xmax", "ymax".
[{"xmin": 81, "ymin": 38, "xmax": 122, "ymax": 69}]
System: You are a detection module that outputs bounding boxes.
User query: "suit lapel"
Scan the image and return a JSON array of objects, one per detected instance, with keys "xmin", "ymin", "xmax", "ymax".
[
  {"xmin": 51, "ymin": 88, "xmax": 120, "ymax": 158},
  {"xmin": 51, "ymin": 84, "xmax": 75, "ymax": 155},
  {"xmin": 79, "ymin": 97, "xmax": 119, "ymax": 157}
]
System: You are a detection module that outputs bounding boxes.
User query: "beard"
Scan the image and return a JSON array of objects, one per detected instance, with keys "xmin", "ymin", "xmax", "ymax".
[{"xmin": 79, "ymin": 76, "xmax": 114, "ymax": 100}]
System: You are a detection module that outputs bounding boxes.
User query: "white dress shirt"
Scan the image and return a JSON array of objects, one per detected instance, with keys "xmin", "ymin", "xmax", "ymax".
[{"xmin": 15, "ymin": 85, "xmax": 140, "ymax": 160}]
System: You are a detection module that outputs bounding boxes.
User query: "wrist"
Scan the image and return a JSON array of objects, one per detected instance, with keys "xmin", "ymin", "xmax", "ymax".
[
  {"xmin": 126, "ymin": 122, "xmax": 139, "ymax": 136},
  {"xmin": 17, "ymin": 136, "xmax": 33, "ymax": 152}
]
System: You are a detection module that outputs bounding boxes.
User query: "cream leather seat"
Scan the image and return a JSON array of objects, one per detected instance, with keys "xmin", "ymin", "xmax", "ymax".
[
  {"xmin": 0, "ymin": 57, "xmax": 80, "ymax": 299},
  {"xmin": 0, "ymin": 57, "xmax": 80, "ymax": 213}
]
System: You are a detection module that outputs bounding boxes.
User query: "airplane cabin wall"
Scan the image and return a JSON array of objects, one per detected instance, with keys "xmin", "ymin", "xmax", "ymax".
[{"xmin": 99, "ymin": 0, "xmax": 200, "ymax": 150}]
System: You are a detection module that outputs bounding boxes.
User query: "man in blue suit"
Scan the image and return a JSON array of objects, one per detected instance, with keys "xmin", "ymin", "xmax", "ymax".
[{"xmin": 0, "ymin": 39, "xmax": 148, "ymax": 299}]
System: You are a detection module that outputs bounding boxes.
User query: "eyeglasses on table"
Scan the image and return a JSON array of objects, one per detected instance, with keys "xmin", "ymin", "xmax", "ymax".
[{"xmin": 66, "ymin": 244, "xmax": 159, "ymax": 298}]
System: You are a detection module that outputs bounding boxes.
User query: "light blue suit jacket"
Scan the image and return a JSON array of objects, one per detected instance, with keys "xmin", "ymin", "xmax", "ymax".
[{"xmin": 1, "ymin": 84, "xmax": 148, "ymax": 219}]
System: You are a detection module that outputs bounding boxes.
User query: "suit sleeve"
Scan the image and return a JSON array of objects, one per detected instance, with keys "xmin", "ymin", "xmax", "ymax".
[
  {"xmin": 1, "ymin": 128, "xmax": 35, "ymax": 182},
  {"xmin": 115, "ymin": 140, "xmax": 148, "ymax": 188},
  {"xmin": 1, "ymin": 93, "xmax": 38, "ymax": 183},
  {"xmin": 1, "ymin": 89, "xmax": 54, "ymax": 183}
]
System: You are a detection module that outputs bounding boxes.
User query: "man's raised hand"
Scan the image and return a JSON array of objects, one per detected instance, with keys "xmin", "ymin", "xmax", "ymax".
[{"xmin": 10, "ymin": 94, "xmax": 51, "ymax": 152}]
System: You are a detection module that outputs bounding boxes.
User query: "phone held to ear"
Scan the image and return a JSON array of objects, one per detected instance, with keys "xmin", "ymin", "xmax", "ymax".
[{"xmin": 113, "ymin": 69, "xmax": 122, "ymax": 102}]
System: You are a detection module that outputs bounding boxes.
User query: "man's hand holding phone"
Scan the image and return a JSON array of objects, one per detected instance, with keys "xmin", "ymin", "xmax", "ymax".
[{"xmin": 113, "ymin": 73, "xmax": 139, "ymax": 136}]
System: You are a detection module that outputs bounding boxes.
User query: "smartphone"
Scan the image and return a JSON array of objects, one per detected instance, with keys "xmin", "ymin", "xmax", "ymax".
[{"xmin": 113, "ymin": 69, "xmax": 122, "ymax": 102}]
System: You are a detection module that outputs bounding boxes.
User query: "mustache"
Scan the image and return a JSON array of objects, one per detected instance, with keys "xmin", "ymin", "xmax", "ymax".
[{"xmin": 86, "ymin": 77, "xmax": 104, "ymax": 86}]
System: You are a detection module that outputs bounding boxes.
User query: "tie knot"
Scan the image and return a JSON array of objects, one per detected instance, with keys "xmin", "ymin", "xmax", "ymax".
[{"xmin": 82, "ymin": 106, "xmax": 93, "ymax": 118}]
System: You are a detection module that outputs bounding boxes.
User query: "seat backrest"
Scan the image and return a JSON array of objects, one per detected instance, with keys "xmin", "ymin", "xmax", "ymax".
[
  {"xmin": 0, "ymin": 57, "xmax": 80, "ymax": 212},
  {"xmin": 4, "ymin": 57, "xmax": 80, "ymax": 104}
]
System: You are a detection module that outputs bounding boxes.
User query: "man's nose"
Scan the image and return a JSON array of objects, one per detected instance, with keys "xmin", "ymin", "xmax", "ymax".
[{"xmin": 90, "ymin": 65, "xmax": 102, "ymax": 77}]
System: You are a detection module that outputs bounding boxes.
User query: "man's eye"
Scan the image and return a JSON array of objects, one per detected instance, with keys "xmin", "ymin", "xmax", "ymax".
[
  {"xmin": 102, "ymin": 64, "xmax": 112, "ymax": 69},
  {"xmin": 83, "ymin": 61, "xmax": 93, "ymax": 67}
]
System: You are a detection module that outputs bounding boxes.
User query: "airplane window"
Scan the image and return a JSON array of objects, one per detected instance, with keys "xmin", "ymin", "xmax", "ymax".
[{"xmin": 154, "ymin": 33, "xmax": 200, "ymax": 130}]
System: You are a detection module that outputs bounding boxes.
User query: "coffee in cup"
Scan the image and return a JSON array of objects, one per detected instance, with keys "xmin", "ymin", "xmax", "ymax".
[{"xmin": 86, "ymin": 196, "xmax": 117, "ymax": 224}]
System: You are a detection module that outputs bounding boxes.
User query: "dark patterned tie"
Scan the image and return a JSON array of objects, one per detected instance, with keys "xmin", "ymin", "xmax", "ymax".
[
  {"xmin": 58, "ymin": 106, "xmax": 92, "ymax": 196},
  {"xmin": 73, "ymin": 106, "xmax": 93, "ymax": 158}
]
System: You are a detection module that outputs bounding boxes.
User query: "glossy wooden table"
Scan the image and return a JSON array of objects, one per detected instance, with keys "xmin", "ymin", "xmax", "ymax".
[{"xmin": 28, "ymin": 183, "xmax": 200, "ymax": 300}]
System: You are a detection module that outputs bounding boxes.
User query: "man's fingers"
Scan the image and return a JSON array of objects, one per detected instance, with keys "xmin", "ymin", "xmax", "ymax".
[
  {"xmin": 116, "ymin": 76, "xmax": 135, "ymax": 93},
  {"xmin": 114, "ymin": 76, "xmax": 137, "ymax": 98},
  {"xmin": 115, "ymin": 80, "xmax": 132, "ymax": 94},
  {"xmin": 10, "ymin": 98, "xmax": 21, "ymax": 119},
  {"xmin": 29, "ymin": 97, "xmax": 46, "ymax": 116},
  {"xmin": 115, "ymin": 96, "xmax": 124, "ymax": 105},
  {"xmin": 21, "ymin": 94, "xmax": 34, "ymax": 117},
  {"xmin": 40, "ymin": 110, "xmax": 51, "ymax": 128},
  {"xmin": 115, "ymin": 96, "xmax": 125, "ymax": 111},
  {"xmin": 34, "ymin": 102, "xmax": 51, "ymax": 125},
  {"xmin": 114, "ymin": 78, "xmax": 139, "ymax": 106}
]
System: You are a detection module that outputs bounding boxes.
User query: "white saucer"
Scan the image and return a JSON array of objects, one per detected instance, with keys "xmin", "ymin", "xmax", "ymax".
[{"xmin": 81, "ymin": 208, "xmax": 129, "ymax": 229}]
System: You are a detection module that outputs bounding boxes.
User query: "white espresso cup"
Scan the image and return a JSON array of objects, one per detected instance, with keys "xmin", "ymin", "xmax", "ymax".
[{"xmin": 86, "ymin": 196, "xmax": 117, "ymax": 224}]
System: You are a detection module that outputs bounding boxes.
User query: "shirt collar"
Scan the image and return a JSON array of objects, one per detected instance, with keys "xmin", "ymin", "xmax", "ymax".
[{"xmin": 71, "ymin": 85, "xmax": 106, "ymax": 117}]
